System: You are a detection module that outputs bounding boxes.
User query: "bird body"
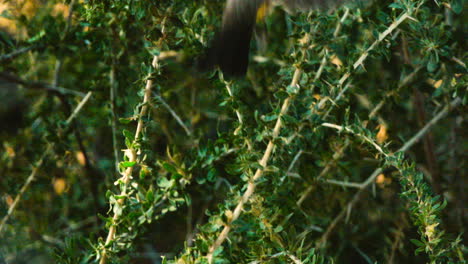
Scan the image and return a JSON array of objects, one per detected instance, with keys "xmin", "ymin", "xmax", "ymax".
[{"xmin": 202, "ymin": 0, "xmax": 346, "ymax": 77}]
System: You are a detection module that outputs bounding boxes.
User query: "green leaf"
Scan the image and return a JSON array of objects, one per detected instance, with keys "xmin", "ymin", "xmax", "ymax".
[
  {"xmin": 410, "ymin": 239, "xmax": 425, "ymax": 247},
  {"xmin": 119, "ymin": 117, "xmax": 134, "ymax": 124},
  {"xmin": 158, "ymin": 177, "xmax": 174, "ymax": 188},
  {"xmin": 262, "ymin": 114, "xmax": 278, "ymax": 122},
  {"xmin": 162, "ymin": 162, "xmax": 178, "ymax": 174},
  {"xmin": 120, "ymin": 161, "xmax": 136, "ymax": 168},
  {"xmin": 274, "ymin": 225, "xmax": 283, "ymax": 233},
  {"xmin": 286, "ymin": 84, "xmax": 300, "ymax": 95},
  {"xmin": 27, "ymin": 30, "xmax": 45, "ymax": 43},
  {"xmin": 146, "ymin": 189, "xmax": 154, "ymax": 202},
  {"xmin": 389, "ymin": 2, "xmax": 404, "ymax": 9},
  {"xmin": 451, "ymin": 0, "xmax": 463, "ymax": 14}
]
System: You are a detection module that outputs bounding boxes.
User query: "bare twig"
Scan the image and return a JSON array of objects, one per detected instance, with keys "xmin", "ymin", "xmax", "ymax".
[
  {"xmin": 0, "ymin": 71, "xmax": 86, "ymax": 97},
  {"xmin": 110, "ymin": 64, "xmax": 120, "ymax": 172},
  {"xmin": 368, "ymin": 66, "xmax": 423, "ymax": 119},
  {"xmin": 287, "ymin": 253, "xmax": 304, "ymax": 264},
  {"xmin": 387, "ymin": 213, "xmax": 407, "ymax": 264},
  {"xmin": 297, "ymin": 140, "xmax": 350, "ymax": 206},
  {"xmin": 398, "ymin": 97, "xmax": 461, "ymax": 153},
  {"xmin": 153, "ymin": 93, "xmax": 192, "ymax": 136},
  {"xmin": 64, "ymin": 0, "xmax": 77, "ymax": 35},
  {"xmin": 0, "ymin": 149, "xmax": 48, "ymax": 233},
  {"xmin": 286, "ymin": 150, "xmax": 303, "ymax": 175},
  {"xmin": 316, "ymin": 168, "xmax": 382, "ymax": 247},
  {"xmin": 65, "ymin": 92, "xmax": 93, "ymax": 125},
  {"xmin": 0, "ymin": 46, "xmax": 36, "ymax": 63},
  {"xmin": 223, "ymin": 80, "xmax": 247, "ymax": 138},
  {"xmin": 333, "ymin": 8, "xmax": 350, "ymax": 37},
  {"xmin": 325, "ymin": 179, "xmax": 364, "ymax": 188}
]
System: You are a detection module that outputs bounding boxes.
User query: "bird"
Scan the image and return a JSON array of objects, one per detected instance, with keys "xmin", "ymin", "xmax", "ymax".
[{"xmin": 200, "ymin": 0, "xmax": 346, "ymax": 78}]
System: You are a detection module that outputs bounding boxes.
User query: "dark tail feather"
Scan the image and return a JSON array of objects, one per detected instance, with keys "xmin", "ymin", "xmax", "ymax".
[
  {"xmin": 213, "ymin": 24, "xmax": 255, "ymax": 77},
  {"xmin": 196, "ymin": 27, "xmax": 254, "ymax": 78},
  {"xmin": 198, "ymin": 0, "xmax": 265, "ymax": 78}
]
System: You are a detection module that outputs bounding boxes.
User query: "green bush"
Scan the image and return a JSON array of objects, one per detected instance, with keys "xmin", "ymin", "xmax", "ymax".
[{"xmin": 0, "ymin": 0, "xmax": 466, "ymax": 263}]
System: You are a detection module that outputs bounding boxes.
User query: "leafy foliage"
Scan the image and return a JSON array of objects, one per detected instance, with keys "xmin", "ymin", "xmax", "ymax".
[{"xmin": 0, "ymin": 0, "xmax": 466, "ymax": 263}]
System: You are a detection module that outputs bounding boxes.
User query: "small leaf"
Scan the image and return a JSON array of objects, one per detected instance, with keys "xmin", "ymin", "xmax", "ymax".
[
  {"xmin": 158, "ymin": 177, "xmax": 174, "ymax": 188},
  {"xmin": 162, "ymin": 162, "xmax": 177, "ymax": 174},
  {"xmin": 120, "ymin": 161, "xmax": 136, "ymax": 168},
  {"xmin": 262, "ymin": 114, "xmax": 278, "ymax": 122},
  {"xmin": 146, "ymin": 189, "xmax": 154, "ymax": 202},
  {"xmin": 274, "ymin": 225, "xmax": 283, "ymax": 233},
  {"xmin": 119, "ymin": 117, "xmax": 134, "ymax": 124},
  {"xmin": 410, "ymin": 239, "xmax": 424, "ymax": 247},
  {"xmin": 286, "ymin": 84, "xmax": 300, "ymax": 95},
  {"xmin": 389, "ymin": 2, "xmax": 403, "ymax": 9},
  {"xmin": 451, "ymin": 0, "xmax": 463, "ymax": 14}
]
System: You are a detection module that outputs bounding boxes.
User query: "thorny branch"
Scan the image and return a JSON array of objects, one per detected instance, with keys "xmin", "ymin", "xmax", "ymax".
[{"xmin": 99, "ymin": 56, "xmax": 158, "ymax": 264}]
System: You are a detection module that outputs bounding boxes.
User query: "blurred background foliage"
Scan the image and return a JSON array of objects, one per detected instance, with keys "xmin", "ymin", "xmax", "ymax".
[{"xmin": 0, "ymin": 0, "xmax": 466, "ymax": 263}]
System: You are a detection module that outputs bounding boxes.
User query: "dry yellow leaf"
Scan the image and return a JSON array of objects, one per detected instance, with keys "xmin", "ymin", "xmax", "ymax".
[
  {"xmin": 376, "ymin": 173, "xmax": 385, "ymax": 185},
  {"xmin": 433, "ymin": 79, "xmax": 443, "ymax": 89},
  {"xmin": 0, "ymin": 1, "xmax": 19, "ymax": 36},
  {"xmin": 330, "ymin": 54, "xmax": 343, "ymax": 68},
  {"xmin": 20, "ymin": 0, "xmax": 38, "ymax": 19},
  {"xmin": 5, "ymin": 195, "xmax": 14, "ymax": 207},
  {"xmin": 225, "ymin": 210, "xmax": 233, "ymax": 222},
  {"xmin": 191, "ymin": 112, "xmax": 201, "ymax": 126},
  {"xmin": 0, "ymin": 0, "xmax": 39, "ymax": 38},
  {"xmin": 53, "ymin": 178, "xmax": 67, "ymax": 195},
  {"xmin": 376, "ymin": 124, "xmax": 388, "ymax": 144},
  {"xmin": 52, "ymin": 3, "xmax": 70, "ymax": 17},
  {"xmin": 376, "ymin": 173, "xmax": 392, "ymax": 188},
  {"xmin": 5, "ymin": 145, "xmax": 15, "ymax": 158},
  {"xmin": 427, "ymin": 78, "xmax": 443, "ymax": 89},
  {"xmin": 75, "ymin": 151, "xmax": 86, "ymax": 165}
]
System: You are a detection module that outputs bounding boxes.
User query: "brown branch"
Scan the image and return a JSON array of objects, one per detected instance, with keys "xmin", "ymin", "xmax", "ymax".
[
  {"xmin": 0, "ymin": 71, "xmax": 86, "ymax": 97},
  {"xmin": 0, "ymin": 46, "xmax": 37, "ymax": 63},
  {"xmin": 110, "ymin": 63, "xmax": 120, "ymax": 173},
  {"xmin": 413, "ymin": 88, "xmax": 441, "ymax": 195}
]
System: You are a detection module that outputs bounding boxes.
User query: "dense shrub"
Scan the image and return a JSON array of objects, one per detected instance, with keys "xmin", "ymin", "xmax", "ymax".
[{"xmin": 0, "ymin": 0, "xmax": 466, "ymax": 263}]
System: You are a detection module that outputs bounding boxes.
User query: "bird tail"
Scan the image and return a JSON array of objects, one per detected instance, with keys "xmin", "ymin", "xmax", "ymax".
[{"xmin": 198, "ymin": 0, "xmax": 268, "ymax": 78}]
